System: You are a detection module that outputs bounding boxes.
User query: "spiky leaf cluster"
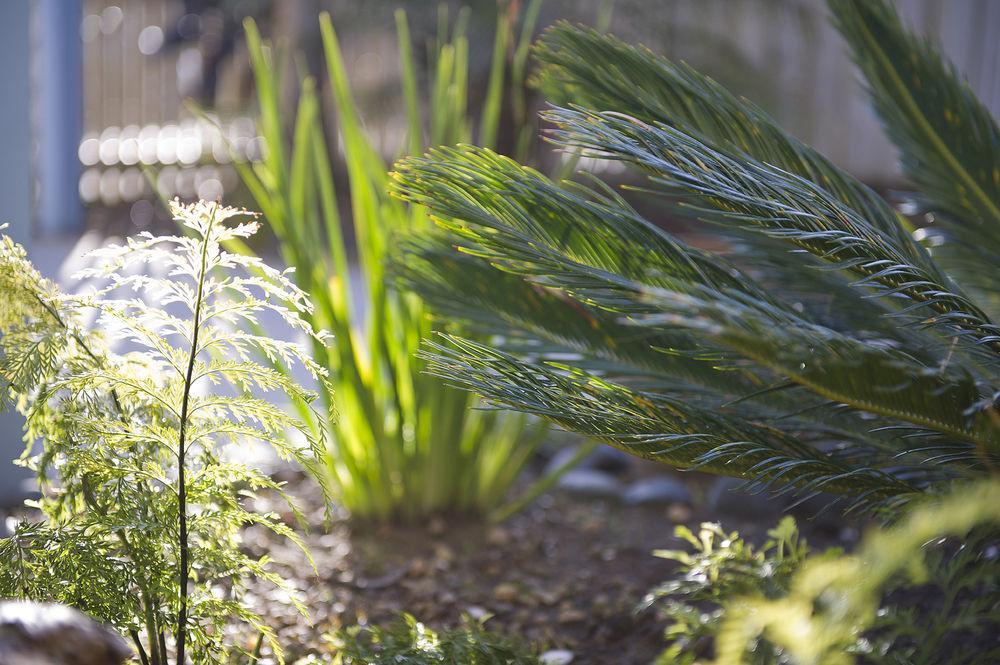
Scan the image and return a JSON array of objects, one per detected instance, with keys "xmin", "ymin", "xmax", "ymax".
[
  {"xmin": 0, "ymin": 200, "xmax": 332, "ymax": 664},
  {"xmin": 643, "ymin": 483, "xmax": 1000, "ymax": 665},
  {"xmin": 390, "ymin": 0, "xmax": 1000, "ymax": 518},
  {"xmin": 639, "ymin": 518, "xmax": 812, "ymax": 665}
]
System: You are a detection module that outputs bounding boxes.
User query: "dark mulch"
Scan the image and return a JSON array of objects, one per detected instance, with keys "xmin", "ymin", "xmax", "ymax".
[{"xmin": 240, "ymin": 461, "xmax": 853, "ymax": 664}]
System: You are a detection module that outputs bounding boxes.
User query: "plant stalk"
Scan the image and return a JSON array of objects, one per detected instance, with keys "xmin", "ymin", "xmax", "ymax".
[{"xmin": 175, "ymin": 204, "xmax": 216, "ymax": 663}]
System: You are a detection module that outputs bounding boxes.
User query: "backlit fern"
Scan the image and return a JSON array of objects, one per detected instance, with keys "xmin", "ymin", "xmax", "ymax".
[{"xmin": 0, "ymin": 201, "xmax": 332, "ymax": 664}]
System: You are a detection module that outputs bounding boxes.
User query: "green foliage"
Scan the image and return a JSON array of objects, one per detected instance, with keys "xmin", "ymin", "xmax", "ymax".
[
  {"xmin": 391, "ymin": 1, "xmax": 999, "ymax": 515},
  {"xmin": 223, "ymin": 5, "xmax": 552, "ymax": 522},
  {"xmin": 0, "ymin": 201, "xmax": 331, "ymax": 664},
  {"xmin": 642, "ymin": 482, "xmax": 1000, "ymax": 665},
  {"xmin": 391, "ymin": 2, "xmax": 1000, "ymax": 661},
  {"xmin": 828, "ymin": 0, "xmax": 1000, "ymax": 320},
  {"xmin": 326, "ymin": 614, "xmax": 539, "ymax": 665},
  {"xmin": 714, "ymin": 480, "xmax": 1000, "ymax": 665},
  {"xmin": 640, "ymin": 518, "xmax": 813, "ymax": 665}
]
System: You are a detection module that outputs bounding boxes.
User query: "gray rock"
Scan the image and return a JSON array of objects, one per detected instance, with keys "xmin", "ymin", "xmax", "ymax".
[
  {"xmin": 707, "ymin": 477, "xmax": 782, "ymax": 520},
  {"xmin": 622, "ymin": 476, "xmax": 691, "ymax": 506},
  {"xmin": 582, "ymin": 445, "xmax": 633, "ymax": 474},
  {"xmin": 556, "ymin": 469, "xmax": 621, "ymax": 499},
  {"xmin": 0, "ymin": 601, "xmax": 132, "ymax": 665},
  {"xmin": 545, "ymin": 444, "xmax": 633, "ymax": 477}
]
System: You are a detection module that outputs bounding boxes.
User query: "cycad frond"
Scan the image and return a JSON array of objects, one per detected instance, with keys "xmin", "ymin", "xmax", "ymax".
[
  {"xmin": 533, "ymin": 22, "xmax": 924, "ymax": 264},
  {"xmin": 544, "ymin": 107, "xmax": 1000, "ymax": 364},
  {"xmin": 391, "ymin": 13, "xmax": 1000, "ymax": 518},
  {"xmin": 392, "ymin": 143, "xmax": 997, "ymax": 491},
  {"xmin": 392, "ymin": 145, "xmax": 777, "ymax": 310},
  {"xmin": 397, "ymin": 232, "xmax": 936, "ymax": 463},
  {"xmin": 395, "ymin": 233, "xmax": 745, "ymax": 396},
  {"xmin": 423, "ymin": 335, "xmax": 921, "ymax": 513},
  {"xmin": 634, "ymin": 287, "xmax": 997, "ymax": 457},
  {"xmin": 828, "ymin": 0, "xmax": 1000, "ymax": 321}
]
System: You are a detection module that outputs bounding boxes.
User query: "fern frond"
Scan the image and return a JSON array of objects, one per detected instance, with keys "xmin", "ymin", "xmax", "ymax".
[{"xmin": 0, "ymin": 200, "xmax": 334, "ymax": 664}]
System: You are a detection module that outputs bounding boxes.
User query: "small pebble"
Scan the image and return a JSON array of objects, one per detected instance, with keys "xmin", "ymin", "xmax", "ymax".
[
  {"xmin": 428, "ymin": 517, "xmax": 447, "ymax": 536},
  {"xmin": 487, "ymin": 526, "xmax": 511, "ymax": 547},
  {"xmin": 466, "ymin": 605, "xmax": 489, "ymax": 620},
  {"xmin": 493, "ymin": 582, "xmax": 519, "ymax": 603},
  {"xmin": 433, "ymin": 543, "xmax": 455, "ymax": 563},
  {"xmin": 557, "ymin": 469, "xmax": 621, "ymax": 499},
  {"xmin": 557, "ymin": 607, "xmax": 586, "ymax": 624},
  {"xmin": 621, "ymin": 476, "xmax": 691, "ymax": 506},
  {"xmin": 538, "ymin": 589, "xmax": 561, "ymax": 606},
  {"xmin": 540, "ymin": 649, "xmax": 575, "ymax": 665},
  {"xmin": 667, "ymin": 502, "xmax": 693, "ymax": 522},
  {"xmin": 592, "ymin": 593, "xmax": 610, "ymax": 615}
]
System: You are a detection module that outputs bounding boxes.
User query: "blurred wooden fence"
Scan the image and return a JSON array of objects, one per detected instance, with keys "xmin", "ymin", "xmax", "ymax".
[
  {"xmin": 78, "ymin": 0, "xmax": 999, "ymax": 208},
  {"xmin": 606, "ymin": 0, "xmax": 999, "ymax": 182}
]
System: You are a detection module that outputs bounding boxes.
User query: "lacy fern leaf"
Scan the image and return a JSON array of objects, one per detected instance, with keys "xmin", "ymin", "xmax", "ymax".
[{"xmin": 0, "ymin": 200, "xmax": 333, "ymax": 664}]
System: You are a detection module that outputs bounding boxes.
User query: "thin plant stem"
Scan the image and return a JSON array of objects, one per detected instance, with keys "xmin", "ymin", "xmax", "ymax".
[
  {"xmin": 176, "ymin": 203, "xmax": 217, "ymax": 663},
  {"xmin": 131, "ymin": 631, "xmax": 151, "ymax": 665}
]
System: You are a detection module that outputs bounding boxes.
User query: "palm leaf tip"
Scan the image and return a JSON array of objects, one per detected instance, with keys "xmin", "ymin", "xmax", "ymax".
[
  {"xmin": 533, "ymin": 20, "xmax": 927, "ymax": 263},
  {"xmin": 828, "ymin": 0, "xmax": 1000, "ymax": 324},
  {"xmin": 543, "ymin": 105, "xmax": 1000, "ymax": 359},
  {"xmin": 828, "ymin": 0, "xmax": 1000, "ymax": 231}
]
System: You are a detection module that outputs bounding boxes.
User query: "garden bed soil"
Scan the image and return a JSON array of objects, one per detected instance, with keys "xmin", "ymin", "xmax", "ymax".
[{"xmin": 241, "ymin": 462, "xmax": 853, "ymax": 664}]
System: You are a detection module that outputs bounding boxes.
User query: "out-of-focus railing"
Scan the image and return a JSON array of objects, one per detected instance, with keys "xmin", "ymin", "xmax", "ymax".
[
  {"xmin": 79, "ymin": 0, "xmax": 262, "ymax": 223},
  {"xmin": 76, "ymin": 0, "xmax": 999, "ymax": 228}
]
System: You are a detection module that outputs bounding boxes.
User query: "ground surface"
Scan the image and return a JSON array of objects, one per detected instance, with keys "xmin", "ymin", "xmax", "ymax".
[{"xmin": 239, "ymin": 455, "xmax": 854, "ymax": 664}]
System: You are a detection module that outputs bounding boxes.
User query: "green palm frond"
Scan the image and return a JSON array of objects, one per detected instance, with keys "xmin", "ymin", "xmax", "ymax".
[
  {"xmin": 544, "ymin": 107, "xmax": 1000, "ymax": 364},
  {"xmin": 829, "ymin": 0, "xmax": 999, "ymax": 231},
  {"xmin": 533, "ymin": 22, "xmax": 924, "ymax": 263},
  {"xmin": 634, "ymin": 287, "xmax": 997, "ymax": 457},
  {"xmin": 390, "ymin": 12, "xmax": 1000, "ymax": 519},
  {"xmin": 396, "ymin": 234, "xmax": 920, "ymax": 453},
  {"xmin": 395, "ymin": 232, "xmax": 761, "ymax": 398},
  {"xmin": 392, "ymin": 145, "xmax": 778, "ymax": 311},
  {"xmin": 395, "ymin": 233, "xmax": 921, "ymax": 457},
  {"xmin": 392, "ymin": 138, "xmax": 998, "ymax": 497},
  {"xmin": 828, "ymin": 0, "xmax": 1000, "ymax": 321},
  {"xmin": 423, "ymin": 335, "xmax": 922, "ymax": 513}
]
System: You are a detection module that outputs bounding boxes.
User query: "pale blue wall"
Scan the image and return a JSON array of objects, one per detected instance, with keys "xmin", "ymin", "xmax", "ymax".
[
  {"xmin": 36, "ymin": 0, "xmax": 83, "ymax": 235},
  {"xmin": 0, "ymin": 0, "xmax": 34, "ymax": 506}
]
